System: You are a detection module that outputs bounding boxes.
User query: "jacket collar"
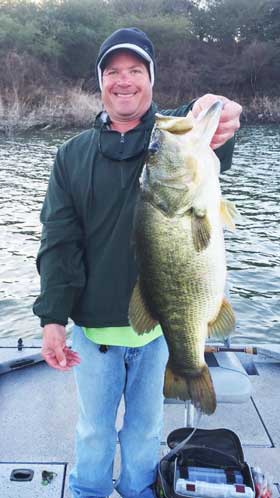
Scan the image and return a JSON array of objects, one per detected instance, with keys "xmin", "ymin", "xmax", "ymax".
[
  {"xmin": 94, "ymin": 102, "xmax": 158, "ymax": 131},
  {"xmin": 94, "ymin": 103, "xmax": 158, "ymax": 161}
]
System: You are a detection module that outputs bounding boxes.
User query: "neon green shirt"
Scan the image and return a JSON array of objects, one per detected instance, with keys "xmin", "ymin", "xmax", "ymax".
[{"xmin": 83, "ymin": 324, "xmax": 163, "ymax": 347}]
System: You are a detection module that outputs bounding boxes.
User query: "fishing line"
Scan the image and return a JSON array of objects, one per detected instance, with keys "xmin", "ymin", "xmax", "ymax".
[{"xmin": 166, "ymin": 410, "xmax": 203, "ymax": 461}]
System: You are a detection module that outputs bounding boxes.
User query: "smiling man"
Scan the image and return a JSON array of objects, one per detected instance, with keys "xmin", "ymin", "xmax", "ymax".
[
  {"xmin": 101, "ymin": 51, "xmax": 153, "ymax": 130},
  {"xmin": 33, "ymin": 27, "xmax": 242, "ymax": 498}
]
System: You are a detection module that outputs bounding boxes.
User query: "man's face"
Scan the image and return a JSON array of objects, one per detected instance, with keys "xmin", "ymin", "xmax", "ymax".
[{"xmin": 101, "ymin": 51, "xmax": 153, "ymax": 124}]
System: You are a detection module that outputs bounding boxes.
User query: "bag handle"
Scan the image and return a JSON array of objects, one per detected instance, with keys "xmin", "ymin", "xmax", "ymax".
[{"xmin": 176, "ymin": 444, "xmax": 242, "ymax": 467}]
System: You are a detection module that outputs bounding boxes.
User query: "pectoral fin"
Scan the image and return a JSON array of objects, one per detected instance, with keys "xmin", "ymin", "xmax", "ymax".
[
  {"xmin": 208, "ymin": 298, "xmax": 235, "ymax": 338},
  {"xmin": 220, "ymin": 198, "xmax": 240, "ymax": 231},
  {"xmin": 191, "ymin": 209, "xmax": 211, "ymax": 252},
  {"xmin": 129, "ymin": 280, "xmax": 158, "ymax": 334}
]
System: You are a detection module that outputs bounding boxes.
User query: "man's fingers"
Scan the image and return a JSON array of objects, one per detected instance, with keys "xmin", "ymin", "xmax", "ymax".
[
  {"xmin": 211, "ymin": 118, "xmax": 240, "ymax": 149},
  {"xmin": 42, "ymin": 350, "xmax": 63, "ymax": 369},
  {"xmin": 211, "ymin": 132, "xmax": 233, "ymax": 149},
  {"xmin": 67, "ymin": 358, "xmax": 81, "ymax": 367},
  {"xmin": 220, "ymin": 102, "xmax": 242, "ymax": 121},
  {"xmin": 64, "ymin": 351, "xmax": 81, "ymax": 365},
  {"xmin": 215, "ymin": 120, "xmax": 240, "ymax": 134},
  {"xmin": 64, "ymin": 347, "xmax": 79, "ymax": 356},
  {"xmin": 192, "ymin": 95, "xmax": 242, "ymax": 122},
  {"xmin": 41, "ymin": 325, "xmax": 73, "ymax": 371},
  {"xmin": 213, "ymin": 100, "xmax": 242, "ymax": 147},
  {"xmin": 41, "ymin": 346, "xmax": 81, "ymax": 370},
  {"xmin": 55, "ymin": 348, "xmax": 67, "ymax": 367},
  {"xmin": 57, "ymin": 346, "xmax": 80, "ymax": 366},
  {"xmin": 42, "ymin": 353, "xmax": 73, "ymax": 371},
  {"xmin": 64, "ymin": 348, "xmax": 81, "ymax": 361},
  {"xmin": 192, "ymin": 94, "xmax": 229, "ymax": 118}
]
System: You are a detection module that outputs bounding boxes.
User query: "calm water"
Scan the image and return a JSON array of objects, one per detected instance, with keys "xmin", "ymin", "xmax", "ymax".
[{"xmin": 0, "ymin": 125, "xmax": 279, "ymax": 343}]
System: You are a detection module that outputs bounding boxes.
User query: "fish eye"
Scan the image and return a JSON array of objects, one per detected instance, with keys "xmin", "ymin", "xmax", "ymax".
[{"xmin": 148, "ymin": 140, "xmax": 160, "ymax": 154}]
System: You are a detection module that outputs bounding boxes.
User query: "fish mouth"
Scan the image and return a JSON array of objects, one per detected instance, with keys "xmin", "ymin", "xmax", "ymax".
[{"xmin": 148, "ymin": 140, "xmax": 160, "ymax": 154}]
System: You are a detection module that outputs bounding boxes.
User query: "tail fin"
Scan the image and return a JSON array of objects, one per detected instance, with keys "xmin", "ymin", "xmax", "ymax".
[{"xmin": 163, "ymin": 363, "xmax": 216, "ymax": 415}]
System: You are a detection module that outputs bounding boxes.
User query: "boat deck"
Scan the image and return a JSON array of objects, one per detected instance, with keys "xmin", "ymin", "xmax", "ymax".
[{"xmin": 0, "ymin": 341, "xmax": 279, "ymax": 498}]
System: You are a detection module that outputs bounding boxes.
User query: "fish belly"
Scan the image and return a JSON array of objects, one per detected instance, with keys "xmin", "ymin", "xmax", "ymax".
[{"xmin": 135, "ymin": 200, "xmax": 226, "ymax": 371}]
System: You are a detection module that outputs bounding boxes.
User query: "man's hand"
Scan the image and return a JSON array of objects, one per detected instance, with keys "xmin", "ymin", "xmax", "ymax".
[
  {"xmin": 42, "ymin": 324, "xmax": 80, "ymax": 371},
  {"xmin": 192, "ymin": 93, "xmax": 242, "ymax": 150}
]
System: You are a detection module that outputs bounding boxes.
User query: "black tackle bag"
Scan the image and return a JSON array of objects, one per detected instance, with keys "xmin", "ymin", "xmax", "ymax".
[{"xmin": 155, "ymin": 428, "xmax": 255, "ymax": 498}]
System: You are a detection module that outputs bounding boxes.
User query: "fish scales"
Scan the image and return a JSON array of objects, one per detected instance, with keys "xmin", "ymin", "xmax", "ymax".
[
  {"xmin": 129, "ymin": 103, "xmax": 236, "ymax": 414},
  {"xmin": 134, "ymin": 200, "xmax": 225, "ymax": 371}
]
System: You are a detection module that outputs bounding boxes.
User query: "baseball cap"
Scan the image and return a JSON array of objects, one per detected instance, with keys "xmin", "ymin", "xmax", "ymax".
[{"xmin": 96, "ymin": 27, "xmax": 156, "ymax": 90}]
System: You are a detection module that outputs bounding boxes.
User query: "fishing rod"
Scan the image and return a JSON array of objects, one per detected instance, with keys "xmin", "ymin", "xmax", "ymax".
[{"xmin": 205, "ymin": 346, "xmax": 258, "ymax": 355}]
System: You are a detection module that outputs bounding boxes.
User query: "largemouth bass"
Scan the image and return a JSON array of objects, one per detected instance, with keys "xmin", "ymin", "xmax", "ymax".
[{"xmin": 129, "ymin": 102, "xmax": 237, "ymax": 415}]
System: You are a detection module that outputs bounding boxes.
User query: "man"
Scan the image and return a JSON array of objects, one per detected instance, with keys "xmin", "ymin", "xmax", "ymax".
[{"xmin": 33, "ymin": 27, "xmax": 242, "ymax": 498}]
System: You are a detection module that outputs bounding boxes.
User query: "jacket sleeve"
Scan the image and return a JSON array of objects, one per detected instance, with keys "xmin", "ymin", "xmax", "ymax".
[
  {"xmin": 160, "ymin": 101, "xmax": 234, "ymax": 173},
  {"xmin": 33, "ymin": 146, "xmax": 86, "ymax": 327}
]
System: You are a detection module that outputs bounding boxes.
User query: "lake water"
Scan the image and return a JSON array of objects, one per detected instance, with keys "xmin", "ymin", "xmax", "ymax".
[{"xmin": 0, "ymin": 125, "xmax": 279, "ymax": 344}]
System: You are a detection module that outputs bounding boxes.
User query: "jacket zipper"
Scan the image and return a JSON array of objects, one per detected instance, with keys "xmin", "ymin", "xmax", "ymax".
[{"xmin": 120, "ymin": 133, "xmax": 125, "ymax": 188}]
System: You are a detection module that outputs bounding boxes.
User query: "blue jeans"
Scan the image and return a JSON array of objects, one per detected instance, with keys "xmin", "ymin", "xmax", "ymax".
[{"xmin": 69, "ymin": 325, "xmax": 169, "ymax": 498}]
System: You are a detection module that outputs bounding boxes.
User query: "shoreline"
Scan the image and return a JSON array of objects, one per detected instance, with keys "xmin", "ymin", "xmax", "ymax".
[{"xmin": 0, "ymin": 91, "xmax": 279, "ymax": 135}]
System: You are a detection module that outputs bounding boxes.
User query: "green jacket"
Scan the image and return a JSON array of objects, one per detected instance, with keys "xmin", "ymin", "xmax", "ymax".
[{"xmin": 33, "ymin": 102, "xmax": 235, "ymax": 327}]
